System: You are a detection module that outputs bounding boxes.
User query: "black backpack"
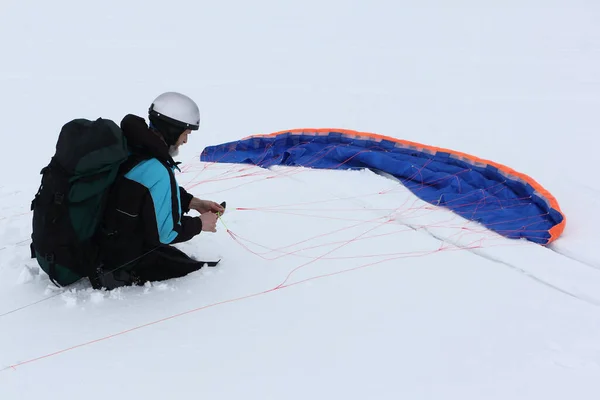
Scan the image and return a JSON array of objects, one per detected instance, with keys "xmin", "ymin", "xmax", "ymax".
[{"xmin": 30, "ymin": 118, "xmax": 129, "ymax": 286}]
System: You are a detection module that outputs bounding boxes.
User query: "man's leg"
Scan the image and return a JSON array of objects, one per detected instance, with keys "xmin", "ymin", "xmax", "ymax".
[{"xmin": 131, "ymin": 245, "xmax": 206, "ymax": 283}]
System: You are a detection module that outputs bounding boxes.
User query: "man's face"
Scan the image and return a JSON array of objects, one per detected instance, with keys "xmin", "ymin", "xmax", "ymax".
[
  {"xmin": 169, "ymin": 129, "xmax": 191, "ymax": 157},
  {"xmin": 176, "ymin": 129, "xmax": 191, "ymax": 147}
]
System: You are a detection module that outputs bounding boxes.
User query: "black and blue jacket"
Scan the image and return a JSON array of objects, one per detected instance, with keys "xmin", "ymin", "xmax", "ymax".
[{"xmin": 99, "ymin": 114, "xmax": 202, "ymax": 268}]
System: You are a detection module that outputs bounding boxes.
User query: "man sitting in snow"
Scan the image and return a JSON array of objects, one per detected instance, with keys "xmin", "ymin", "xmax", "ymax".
[{"xmin": 92, "ymin": 92, "xmax": 224, "ymax": 289}]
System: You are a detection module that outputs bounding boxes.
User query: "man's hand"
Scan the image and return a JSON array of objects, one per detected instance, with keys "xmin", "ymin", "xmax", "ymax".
[
  {"xmin": 200, "ymin": 212, "xmax": 218, "ymax": 232},
  {"xmin": 190, "ymin": 198, "xmax": 225, "ymax": 215}
]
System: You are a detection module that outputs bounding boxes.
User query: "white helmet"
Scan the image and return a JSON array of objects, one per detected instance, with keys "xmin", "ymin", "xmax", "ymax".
[{"xmin": 148, "ymin": 91, "xmax": 200, "ymax": 131}]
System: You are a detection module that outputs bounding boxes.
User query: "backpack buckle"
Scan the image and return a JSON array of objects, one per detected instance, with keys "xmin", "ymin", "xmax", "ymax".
[{"xmin": 54, "ymin": 193, "xmax": 64, "ymax": 205}]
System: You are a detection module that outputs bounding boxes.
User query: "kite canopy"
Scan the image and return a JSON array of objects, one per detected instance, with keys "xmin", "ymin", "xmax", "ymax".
[{"xmin": 200, "ymin": 129, "xmax": 566, "ymax": 245}]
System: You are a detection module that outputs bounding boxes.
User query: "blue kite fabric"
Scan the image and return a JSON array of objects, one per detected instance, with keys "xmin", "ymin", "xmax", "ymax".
[{"xmin": 200, "ymin": 129, "xmax": 566, "ymax": 245}]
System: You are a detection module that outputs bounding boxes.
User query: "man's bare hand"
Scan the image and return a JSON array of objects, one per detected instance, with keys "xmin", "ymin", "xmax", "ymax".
[
  {"xmin": 190, "ymin": 198, "xmax": 225, "ymax": 214},
  {"xmin": 200, "ymin": 212, "xmax": 218, "ymax": 232}
]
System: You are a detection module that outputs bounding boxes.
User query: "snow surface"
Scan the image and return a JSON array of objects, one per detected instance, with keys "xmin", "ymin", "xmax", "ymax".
[{"xmin": 2, "ymin": 1, "xmax": 600, "ymax": 398}]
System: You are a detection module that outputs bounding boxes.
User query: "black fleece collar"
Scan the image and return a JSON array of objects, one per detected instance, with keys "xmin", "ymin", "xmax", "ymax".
[{"xmin": 120, "ymin": 114, "xmax": 178, "ymax": 169}]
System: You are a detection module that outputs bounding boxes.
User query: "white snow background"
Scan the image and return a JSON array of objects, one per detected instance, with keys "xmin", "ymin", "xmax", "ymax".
[{"xmin": 1, "ymin": 1, "xmax": 600, "ymax": 399}]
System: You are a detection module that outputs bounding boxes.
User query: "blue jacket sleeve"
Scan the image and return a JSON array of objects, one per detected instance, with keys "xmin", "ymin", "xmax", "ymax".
[{"xmin": 126, "ymin": 159, "xmax": 202, "ymax": 244}]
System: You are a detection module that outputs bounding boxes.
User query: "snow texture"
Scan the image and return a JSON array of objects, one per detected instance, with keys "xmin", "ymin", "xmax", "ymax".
[{"xmin": 1, "ymin": 1, "xmax": 600, "ymax": 399}]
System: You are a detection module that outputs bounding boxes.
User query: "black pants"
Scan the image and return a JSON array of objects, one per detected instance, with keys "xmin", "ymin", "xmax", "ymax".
[{"xmin": 92, "ymin": 245, "xmax": 205, "ymax": 290}]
